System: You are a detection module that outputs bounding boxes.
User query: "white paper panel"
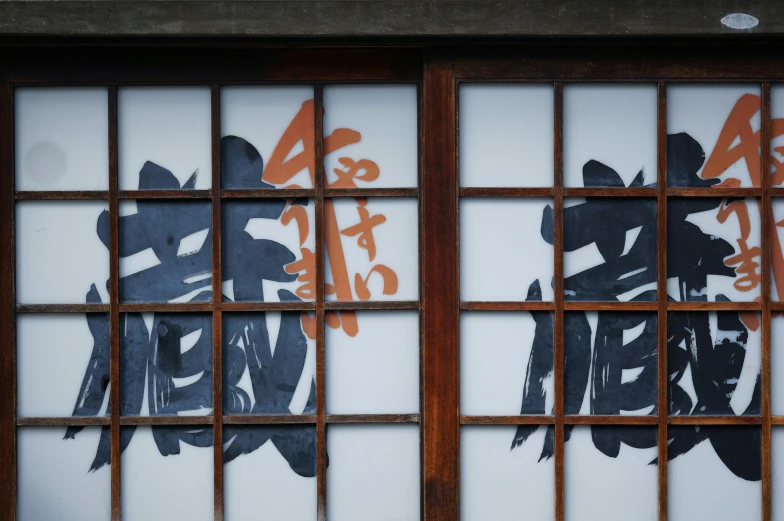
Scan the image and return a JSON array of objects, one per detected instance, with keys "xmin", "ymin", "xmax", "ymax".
[
  {"xmin": 772, "ymin": 316, "xmax": 784, "ymax": 415},
  {"xmin": 222, "ymin": 199, "xmax": 316, "ymax": 303},
  {"xmin": 122, "ymin": 426, "xmax": 213, "ymax": 521},
  {"xmin": 325, "ymin": 198, "xmax": 418, "ymax": 301},
  {"xmin": 772, "ymin": 199, "xmax": 784, "ymax": 302},
  {"xmin": 16, "ymin": 201, "xmax": 110, "ymax": 304},
  {"xmin": 459, "ymin": 84, "xmax": 554, "ymax": 187},
  {"xmin": 15, "ymin": 88, "xmax": 109, "ymax": 191},
  {"xmin": 327, "ymin": 425, "xmax": 420, "ymax": 521},
  {"xmin": 669, "ymin": 428, "xmax": 761, "ymax": 521},
  {"xmin": 18, "ymin": 427, "xmax": 110, "ymax": 521},
  {"xmin": 460, "ymin": 198, "xmax": 554, "ymax": 301},
  {"xmin": 564, "ymin": 84, "xmax": 657, "ymax": 188},
  {"xmin": 668, "ymin": 198, "xmax": 761, "ymax": 302},
  {"xmin": 668, "ymin": 84, "xmax": 760, "ymax": 188},
  {"xmin": 324, "ymin": 85, "xmax": 417, "ymax": 188},
  {"xmin": 221, "ymin": 86, "xmax": 314, "ymax": 189},
  {"xmin": 461, "ymin": 426, "xmax": 554, "ymax": 521},
  {"xmin": 771, "ymin": 85, "xmax": 784, "ymax": 187},
  {"xmin": 565, "ymin": 426, "xmax": 657, "ymax": 521},
  {"xmin": 461, "ymin": 311, "xmax": 552, "ymax": 415},
  {"xmin": 224, "ymin": 428, "xmax": 316, "ymax": 521},
  {"xmin": 773, "ymin": 428, "xmax": 784, "ymax": 520},
  {"xmin": 327, "ymin": 311, "xmax": 419, "ymax": 414},
  {"xmin": 119, "ymin": 87, "xmax": 212, "ymax": 190},
  {"xmin": 17, "ymin": 314, "xmax": 109, "ymax": 418}
]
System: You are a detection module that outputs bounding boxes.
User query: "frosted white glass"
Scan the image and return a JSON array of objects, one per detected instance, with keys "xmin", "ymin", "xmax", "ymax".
[
  {"xmin": 119, "ymin": 87, "xmax": 212, "ymax": 190},
  {"xmin": 461, "ymin": 426, "xmax": 554, "ymax": 521},
  {"xmin": 15, "ymin": 88, "xmax": 109, "ymax": 191},
  {"xmin": 564, "ymin": 427, "xmax": 657, "ymax": 521},
  {"xmin": 224, "ymin": 428, "xmax": 316, "ymax": 521},
  {"xmin": 221, "ymin": 86, "xmax": 314, "ymax": 189},
  {"xmin": 325, "ymin": 198, "xmax": 418, "ymax": 301},
  {"xmin": 564, "ymin": 84, "xmax": 657, "ymax": 188},
  {"xmin": 460, "ymin": 198, "xmax": 554, "ymax": 301},
  {"xmin": 122, "ymin": 426, "xmax": 213, "ymax": 521},
  {"xmin": 18, "ymin": 427, "xmax": 110, "ymax": 521},
  {"xmin": 327, "ymin": 425, "xmax": 420, "ymax": 521},
  {"xmin": 17, "ymin": 201, "xmax": 110, "ymax": 304},
  {"xmin": 668, "ymin": 84, "xmax": 760, "ymax": 187},
  {"xmin": 327, "ymin": 311, "xmax": 419, "ymax": 414},
  {"xmin": 17, "ymin": 314, "xmax": 108, "ymax": 418},
  {"xmin": 459, "ymin": 84, "xmax": 554, "ymax": 187},
  {"xmin": 669, "ymin": 429, "xmax": 761, "ymax": 521},
  {"xmin": 460, "ymin": 312, "xmax": 552, "ymax": 415},
  {"xmin": 773, "ymin": 316, "xmax": 784, "ymax": 416},
  {"xmin": 324, "ymin": 85, "xmax": 417, "ymax": 188},
  {"xmin": 668, "ymin": 198, "xmax": 761, "ymax": 302}
]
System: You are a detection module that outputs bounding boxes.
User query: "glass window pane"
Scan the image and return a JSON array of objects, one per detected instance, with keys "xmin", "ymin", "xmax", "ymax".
[
  {"xmin": 565, "ymin": 426, "xmax": 657, "ymax": 521},
  {"xmin": 224, "ymin": 426, "xmax": 317, "ymax": 521},
  {"xmin": 120, "ymin": 313, "xmax": 212, "ymax": 417},
  {"xmin": 565, "ymin": 312, "xmax": 657, "ymax": 416},
  {"xmin": 327, "ymin": 425, "xmax": 420, "ymax": 521},
  {"xmin": 771, "ymin": 85, "xmax": 784, "ymax": 187},
  {"xmin": 668, "ymin": 198, "xmax": 761, "ymax": 302},
  {"xmin": 17, "ymin": 313, "xmax": 109, "ymax": 418},
  {"xmin": 121, "ymin": 426, "xmax": 213, "ymax": 521},
  {"xmin": 223, "ymin": 311, "xmax": 316, "ymax": 415},
  {"xmin": 461, "ymin": 311, "xmax": 553, "ymax": 416},
  {"xmin": 327, "ymin": 311, "xmax": 418, "ymax": 414},
  {"xmin": 668, "ymin": 84, "xmax": 760, "ymax": 188},
  {"xmin": 461, "ymin": 425, "xmax": 554, "ymax": 521},
  {"xmin": 325, "ymin": 197, "xmax": 418, "ymax": 302},
  {"xmin": 564, "ymin": 84, "xmax": 657, "ymax": 188},
  {"xmin": 668, "ymin": 312, "xmax": 761, "ymax": 416},
  {"xmin": 18, "ymin": 427, "xmax": 111, "ymax": 521},
  {"xmin": 222, "ymin": 199, "xmax": 315, "ymax": 303},
  {"xmin": 564, "ymin": 198, "xmax": 657, "ymax": 301},
  {"xmin": 460, "ymin": 198, "xmax": 554, "ymax": 302},
  {"xmin": 459, "ymin": 84, "xmax": 554, "ymax": 187},
  {"xmin": 221, "ymin": 86, "xmax": 315, "ymax": 189},
  {"xmin": 668, "ymin": 426, "xmax": 761, "ymax": 521},
  {"xmin": 119, "ymin": 200, "xmax": 212, "ymax": 303},
  {"xmin": 772, "ymin": 428, "xmax": 784, "ymax": 520},
  {"xmin": 773, "ymin": 315, "xmax": 784, "ymax": 415},
  {"xmin": 772, "ymin": 199, "xmax": 784, "ymax": 301},
  {"xmin": 15, "ymin": 87, "xmax": 109, "ymax": 191},
  {"xmin": 16, "ymin": 201, "xmax": 110, "ymax": 304},
  {"xmin": 119, "ymin": 87, "xmax": 212, "ymax": 190},
  {"xmin": 324, "ymin": 85, "xmax": 418, "ymax": 188}
]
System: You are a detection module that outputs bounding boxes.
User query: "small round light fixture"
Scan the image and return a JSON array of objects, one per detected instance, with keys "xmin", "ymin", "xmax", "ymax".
[{"xmin": 721, "ymin": 13, "xmax": 759, "ymax": 30}]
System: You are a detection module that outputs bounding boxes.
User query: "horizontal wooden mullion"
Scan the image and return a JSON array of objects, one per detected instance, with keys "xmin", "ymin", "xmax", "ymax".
[
  {"xmin": 563, "ymin": 301, "xmax": 658, "ymax": 311},
  {"xmin": 324, "ymin": 188, "xmax": 418, "ymax": 198},
  {"xmin": 564, "ymin": 188, "xmax": 657, "ymax": 198},
  {"xmin": 119, "ymin": 302, "xmax": 213, "ymax": 313},
  {"xmin": 770, "ymin": 188, "xmax": 784, "ymax": 197},
  {"xmin": 460, "ymin": 301, "xmax": 554, "ymax": 311},
  {"xmin": 119, "ymin": 416, "xmax": 214, "ymax": 426},
  {"xmin": 460, "ymin": 415, "xmax": 554, "ymax": 425},
  {"xmin": 223, "ymin": 414, "xmax": 317, "ymax": 425},
  {"xmin": 15, "ymin": 190, "xmax": 108, "ymax": 201},
  {"xmin": 324, "ymin": 300, "xmax": 420, "ymax": 310},
  {"xmin": 222, "ymin": 301, "xmax": 315, "ymax": 312},
  {"xmin": 564, "ymin": 415, "xmax": 658, "ymax": 425},
  {"xmin": 459, "ymin": 187, "xmax": 554, "ymax": 197},
  {"xmin": 325, "ymin": 414, "xmax": 420, "ymax": 424},
  {"xmin": 119, "ymin": 190, "xmax": 212, "ymax": 200},
  {"xmin": 669, "ymin": 415, "xmax": 763, "ymax": 425},
  {"xmin": 17, "ymin": 416, "xmax": 111, "ymax": 427},
  {"xmin": 666, "ymin": 188, "xmax": 761, "ymax": 197},
  {"xmin": 16, "ymin": 304, "xmax": 109, "ymax": 313},
  {"xmin": 222, "ymin": 189, "xmax": 315, "ymax": 199},
  {"xmin": 668, "ymin": 301, "xmax": 761, "ymax": 312},
  {"xmin": 769, "ymin": 302, "xmax": 784, "ymax": 311},
  {"xmin": 771, "ymin": 417, "xmax": 784, "ymax": 425}
]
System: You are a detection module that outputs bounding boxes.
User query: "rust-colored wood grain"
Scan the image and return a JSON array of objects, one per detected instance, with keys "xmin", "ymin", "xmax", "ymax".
[
  {"xmin": 553, "ymin": 82, "xmax": 565, "ymax": 521},
  {"xmin": 761, "ymin": 82, "xmax": 772, "ymax": 521},
  {"xmin": 422, "ymin": 53, "xmax": 459, "ymax": 521}
]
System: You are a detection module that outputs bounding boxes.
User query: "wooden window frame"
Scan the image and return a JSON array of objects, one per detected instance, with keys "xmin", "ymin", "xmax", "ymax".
[{"xmin": 1, "ymin": 42, "xmax": 783, "ymax": 521}]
